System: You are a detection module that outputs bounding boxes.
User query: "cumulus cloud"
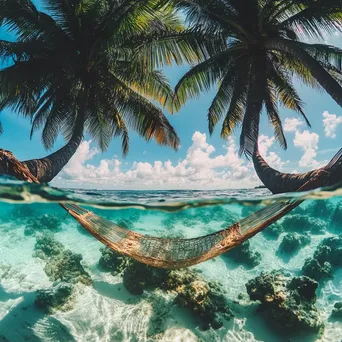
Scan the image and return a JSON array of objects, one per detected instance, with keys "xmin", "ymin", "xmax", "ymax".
[
  {"xmin": 293, "ymin": 130, "xmax": 321, "ymax": 168},
  {"xmin": 284, "ymin": 118, "xmax": 304, "ymax": 132},
  {"xmin": 52, "ymin": 132, "xmax": 285, "ymax": 190},
  {"xmin": 322, "ymin": 111, "xmax": 342, "ymax": 138}
]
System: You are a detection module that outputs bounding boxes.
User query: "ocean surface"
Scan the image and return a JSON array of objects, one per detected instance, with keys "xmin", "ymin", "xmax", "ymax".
[{"xmin": 0, "ymin": 177, "xmax": 342, "ymax": 342}]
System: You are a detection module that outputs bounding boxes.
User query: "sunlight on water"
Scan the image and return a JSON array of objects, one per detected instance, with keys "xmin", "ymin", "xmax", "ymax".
[{"xmin": 0, "ymin": 176, "xmax": 342, "ymax": 342}]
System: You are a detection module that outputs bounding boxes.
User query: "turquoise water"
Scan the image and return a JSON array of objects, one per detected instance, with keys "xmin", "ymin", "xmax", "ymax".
[{"xmin": 0, "ymin": 179, "xmax": 342, "ymax": 341}]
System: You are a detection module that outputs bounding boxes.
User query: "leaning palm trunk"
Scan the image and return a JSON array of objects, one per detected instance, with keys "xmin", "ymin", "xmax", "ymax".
[
  {"xmin": 0, "ymin": 130, "xmax": 82, "ymax": 183},
  {"xmin": 253, "ymin": 146, "xmax": 342, "ymax": 194},
  {"xmin": 22, "ymin": 129, "xmax": 83, "ymax": 183}
]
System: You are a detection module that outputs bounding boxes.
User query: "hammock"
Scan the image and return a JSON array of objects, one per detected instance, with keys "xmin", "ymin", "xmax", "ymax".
[
  {"xmin": 61, "ymin": 169, "xmax": 327, "ymax": 269},
  {"xmin": 253, "ymin": 147, "xmax": 342, "ymax": 194}
]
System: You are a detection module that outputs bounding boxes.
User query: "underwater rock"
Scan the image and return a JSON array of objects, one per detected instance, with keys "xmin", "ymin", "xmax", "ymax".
[
  {"xmin": 10, "ymin": 205, "xmax": 36, "ymax": 221},
  {"xmin": 24, "ymin": 214, "xmax": 62, "ymax": 236},
  {"xmin": 302, "ymin": 235, "xmax": 342, "ymax": 282},
  {"xmin": 262, "ymin": 222, "xmax": 284, "ymax": 239},
  {"xmin": 119, "ymin": 252, "xmax": 232, "ymax": 329},
  {"xmin": 278, "ymin": 233, "xmax": 310, "ymax": 255},
  {"xmin": 331, "ymin": 302, "xmax": 342, "ymax": 318},
  {"xmin": 246, "ymin": 271, "xmax": 324, "ymax": 335},
  {"xmin": 281, "ymin": 214, "xmax": 326, "ymax": 235},
  {"xmin": 302, "ymin": 258, "xmax": 333, "ymax": 282},
  {"xmin": 45, "ymin": 250, "xmax": 91, "ymax": 285},
  {"xmin": 331, "ymin": 201, "xmax": 342, "ymax": 233},
  {"xmin": 98, "ymin": 246, "xmax": 130, "ymax": 275},
  {"xmin": 35, "ymin": 282, "xmax": 73, "ymax": 313},
  {"xmin": 305, "ymin": 201, "xmax": 335, "ymax": 219},
  {"xmin": 223, "ymin": 240, "xmax": 261, "ymax": 268},
  {"xmin": 33, "ymin": 232, "xmax": 64, "ymax": 260},
  {"xmin": 174, "ymin": 279, "xmax": 232, "ymax": 330}
]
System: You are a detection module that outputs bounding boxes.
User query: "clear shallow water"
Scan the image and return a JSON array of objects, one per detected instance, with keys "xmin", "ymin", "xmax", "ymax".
[{"xmin": 0, "ymin": 178, "xmax": 342, "ymax": 341}]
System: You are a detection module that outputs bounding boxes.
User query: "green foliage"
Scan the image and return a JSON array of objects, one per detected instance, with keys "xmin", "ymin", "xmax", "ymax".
[
  {"xmin": 165, "ymin": 0, "xmax": 342, "ymax": 155},
  {"xmin": 0, "ymin": 0, "xmax": 210, "ymax": 153}
]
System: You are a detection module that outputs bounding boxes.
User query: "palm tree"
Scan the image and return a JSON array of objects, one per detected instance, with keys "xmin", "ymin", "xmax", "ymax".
[
  {"xmin": 163, "ymin": 0, "xmax": 342, "ymax": 156},
  {"xmin": 0, "ymin": 0, "xmax": 210, "ymax": 183}
]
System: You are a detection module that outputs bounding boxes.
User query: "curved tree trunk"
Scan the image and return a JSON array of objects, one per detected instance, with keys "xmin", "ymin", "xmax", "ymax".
[
  {"xmin": 22, "ymin": 128, "xmax": 83, "ymax": 183},
  {"xmin": 253, "ymin": 146, "xmax": 342, "ymax": 194}
]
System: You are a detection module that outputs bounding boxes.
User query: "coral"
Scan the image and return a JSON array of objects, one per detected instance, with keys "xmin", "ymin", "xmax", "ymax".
[
  {"xmin": 24, "ymin": 214, "xmax": 62, "ymax": 236},
  {"xmin": 331, "ymin": 302, "xmax": 342, "ymax": 318},
  {"xmin": 35, "ymin": 282, "xmax": 73, "ymax": 313},
  {"xmin": 262, "ymin": 222, "xmax": 284, "ymax": 239},
  {"xmin": 10, "ymin": 205, "xmax": 36, "ymax": 220},
  {"xmin": 118, "ymin": 250, "xmax": 232, "ymax": 330},
  {"xmin": 331, "ymin": 201, "xmax": 342, "ymax": 233},
  {"xmin": 246, "ymin": 271, "xmax": 324, "ymax": 335},
  {"xmin": 33, "ymin": 232, "xmax": 64, "ymax": 260},
  {"xmin": 302, "ymin": 235, "xmax": 342, "ymax": 282},
  {"xmin": 278, "ymin": 233, "xmax": 310, "ymax": 254},
  {"xmin": 224, "ymin": 241, "xmax": 261, "ymax": 268},
  {"xmin": 45, "ymin": 250, "xmax": 91, "ymax": 285},
  {"xmin": 174, "ymin": 279, "xmax": 232, "ymax": 330},
  {"xmin": 302, "ymin": 258, "xmax": 333, "ymax": 282},
  {"xmin": 281, "ymin": 214, "xmax": 326, "ymax": 235},
  {"xmin": 98, "ymin": 247, "xmax": 131, "ymax": 275},
  {"xmin": 305, "ymin": 201, "xmax": 335, "ymax": 219}
]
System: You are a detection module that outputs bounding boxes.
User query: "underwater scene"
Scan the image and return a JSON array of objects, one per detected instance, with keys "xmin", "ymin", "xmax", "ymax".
[{"xmin": 0, "ymin": 181, "xmax": 342, "ymax": 342}]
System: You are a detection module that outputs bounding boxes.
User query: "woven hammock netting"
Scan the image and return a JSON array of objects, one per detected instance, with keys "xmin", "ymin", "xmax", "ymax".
[{"xmin": 61, "ymin": 147, "xmax": 342, "ymax": 268}]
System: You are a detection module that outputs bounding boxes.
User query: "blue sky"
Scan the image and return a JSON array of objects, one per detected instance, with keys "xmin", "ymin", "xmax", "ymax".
[{"xmin": 1, "ymin": 1, "xmax": 342, "ymax": 189}]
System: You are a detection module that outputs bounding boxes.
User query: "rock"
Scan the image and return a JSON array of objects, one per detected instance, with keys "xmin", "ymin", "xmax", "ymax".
[
  {"xmin": 24, "ymin": 214, "xmax": 62, "ymax": 236},
  {"xmin": 246, "ymin": 271, "xmax": 324, "ymax": 335},
  {"xmin": 331, "ymin": 302, "xmax": 342, "ymax": 318},
  {"xmin": 98, "ymin": 246, "xmax": 130, "ymax": 275},
  {"xmin": 120, "ymin": 253, "xmax": 232, "ymax": 330},
  {"xmin": 262, "ymin": 222, "xmax": 284, "ymax": 239},
  {"xmin": 302, "ymin": 235, "xmax": 342, "ymax": 282},
  {"xmin": 33, "ymin": 232, "xmax": 64, "ymax": 260},
  {"xmin": 305, "ymin": 201, "xmax": 335, "ymax": 219},
  {"xmin": 45, "ymin": 250, "xmax": 91, "ymax": 285},
  {"xmin": 331, "ymin": 202, "xmax": 342, "ymax": 233},
  {"xmin": 224, "ymin": 241, "xmax": 261, "ymax": 268},
  {"xmin": 35, "ymin": 282, "xmax": 73, "ymax": 313},
  {"xmin": 278, "ymin": 233, "xmax": 310, "ymax": 255},
  {"xmin": 281, "ymin": 214, "xmax": 326, "ymax": 235},
  {"xmin": 302, "ymin": 258, "xmax": 333, "ymax": 282}
]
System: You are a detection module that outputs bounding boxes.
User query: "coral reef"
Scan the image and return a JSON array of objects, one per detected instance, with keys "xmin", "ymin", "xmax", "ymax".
[
  {"xmin": 305, "ymin": 201, "xmax": 335, "ymax": 219},
  {"xmin": 45, "ymin": 250, "xmax": 91, "ymax": 285},
  {"xmin": 246, "ymin": 270, "xmax": 324, "ymax": 335},
  {"xmin": 331, "ymin": 201, "xmax": 342, "ymax": 233},
  {"xmin": 223, "ymin": 241, "xmax": 261, "ymax": 268},
  {"xmin": 281, "ymin": 214, "xmax": 326, "ymax": 235},
  {"xmin": 35, "ymin": 282, "xmax": 73, "ymax": 313},
  {"xmin": 302, "ymin": 235, "xmax": 342, "ymax": 282},
  {"xmin": 262, "ymin": 222, "xmax": 284, "ymax": 239},
  {"xmin": 33, "ymin": 232, "xmax": 64, "ymax": 260},
  {"xmin": 98, "ymin": 248, "xmax": 232, "ymax": 330},
  {"xmin": 331, "ymin": 302, "xmax": 342, "ymax": 319},
  {"xmin": 278, "ymin": 233, "xmax": 310, "ymax": 255},
  {"xmin": 98, "ymin": 246, "xmax": 130, "ymax": 275},
  {"xmin": 24, "ymin": 214, "xmax": 62, "ymax": 236}
]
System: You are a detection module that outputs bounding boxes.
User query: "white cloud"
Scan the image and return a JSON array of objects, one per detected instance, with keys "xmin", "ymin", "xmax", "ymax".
[
  {"xmin": 322, "ymin": 111, "xmax": 342, "ymax": 138},
  {"xmin": 284, "ymin": 118, "xmax": 304, "ymax": 132},
  {"xmin": 258, "ymin": 135, "xmax": 285, "ymax": 170},
  {"xmin": 293, "ymin": 130, "xmax": 320, "ymax": 168},
  {"xmin": 52, "ymin": 132, "xmax": 286, "ymax": 190}
]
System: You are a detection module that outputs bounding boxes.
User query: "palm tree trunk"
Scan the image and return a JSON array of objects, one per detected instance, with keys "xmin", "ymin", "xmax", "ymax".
[
  {"xmin": 1, "ymin": 88, "xmax": 89, "ymax": 183},
  {"xmin": 22, "ymin": 127, "xmax": 83, "ymax": 183},
  {"xmin": 265, "ymin": 38, "xmax": 342, "ymax": 107}
]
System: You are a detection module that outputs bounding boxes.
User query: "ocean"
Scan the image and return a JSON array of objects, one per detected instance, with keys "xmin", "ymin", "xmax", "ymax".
[{"xmin": 0, "ymin": 178, "xmax": 342, "ymax": 342}]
